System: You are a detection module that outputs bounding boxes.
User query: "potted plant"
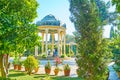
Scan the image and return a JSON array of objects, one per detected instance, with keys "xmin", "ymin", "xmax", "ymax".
[
  {"xmin": 23, "ymin": 55, "xmax": 39, "ymax": 75},
  {"xmin": 34, "ymin": 60, "xmax": 39, "ymax": 73},
  {"xmin": 54, "ymin": 66, "xmax": 60, "ymax": 75},
  {"xmin": 13, "ymin": 58, "xmax": 19, "ymax": 70},
  {"xmin": 54, "ymin": 57, "xmax": 61, "ymax": 75},
  {"xmin": 45, "ymin": 61, "xmax": 51, "ymax": 74},
  {"xmin": 64, "ymin": 64, "xmax": 70, "ymax": 76},
  {"xmin": 17, "ymin": 60, "xmax": 22, "ymax": 70}
]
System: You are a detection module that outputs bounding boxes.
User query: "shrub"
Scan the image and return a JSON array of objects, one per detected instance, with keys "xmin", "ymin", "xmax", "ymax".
[
  {"xmin": 61, "ymin": 54, "xmax": 67, "ymax": 58},
  {"xmin": 42, "ymin": 54, "xmax": 47, "ymax": 58},
  {"xmin": 23, "ymin": 55, "xmax": 39, "ymax": 75}
]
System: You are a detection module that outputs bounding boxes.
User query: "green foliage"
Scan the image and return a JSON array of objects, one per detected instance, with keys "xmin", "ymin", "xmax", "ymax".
[
  {"xmin": 60, "ymin": 54, "xmax": 67, "ymax": 58},
  {"xmin": 0, "ymin": 77, "xmax": 11, "ymax": 80},
  {"xmin": 13, "ymin": 57, "xmax": 23, "ymax": 65},
  {"xmin": 9, "ymin": 52, "xmax": 15, "ymax": 57},
  {"xmin": 45, "ymin": 61, "xmax": 51, "ymax": 69},
  {"xmin": 109, "ymin": 21, "xmax": 120, "ymax": 61},
  {"xmin": 54, "ymin": 66, "xmax": 60, "ymax": 71},
  {"xmin": 114, "ymin": 65, "xmax": 120, "ymax": 72},
  {"xmin": 0, "ymin": 0, "xmax": 40, "ymax": 77},
  {"xmin": 95, "ymin": 0, "xmax": 109, "ymax": 23},
  {"xmin": 112, "ymin": 0, "xmax": 120, "ymax": 12},
  {"xmin": 67, "ymin": 49, "xmax": 74, "ymax": 57},
  {"xmin": 64, "ymin": 64, "xmax": 70, "ymax": 70},
  {"xmin": 42, "ymin": 54, "xmax": 47, "ymax": 58},
  {"xmin": 69, "ymin": 0, "xmax": 109, "ymax": 79},
  {"xmin": 0, "ymin": 0, "xmax": 39, "ymax": 54},
  {"xmin": 13, "ymin": 58, "xmax": 19, "ymax": 65},
  {"xmin": 113, "ymin": 54, "xmax": 120, "ymax": 72},
  {"xmin": 23, "ymin": 55, "xmax": 39, "ymax": 74},
  {"xmin": 8, "ymin": 70, "xmax": 81, "ymax": 80}
]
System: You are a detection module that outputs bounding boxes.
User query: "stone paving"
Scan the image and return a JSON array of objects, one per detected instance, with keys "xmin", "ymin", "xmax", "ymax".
[{"xmin": 108, "ymin": 62, "xmax": 120, "ymax": 80}]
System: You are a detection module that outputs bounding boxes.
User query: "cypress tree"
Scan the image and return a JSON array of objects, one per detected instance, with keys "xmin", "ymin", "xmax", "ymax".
[{"xmin": 69, "ymin": 0, "xmax": 108, "ymax": 79}]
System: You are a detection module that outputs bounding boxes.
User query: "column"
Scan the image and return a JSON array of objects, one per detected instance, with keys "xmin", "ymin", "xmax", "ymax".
[
  {"xmin": 42, "ymin": 32, "xmax": 44, "ymax": 54},
  {"xmin": 58, "ymin": 29, "xmax": 60, "ymax": 56},
  {"xmin": 35, "ymin": 46, "xmax": 38, "ymax": 56},
  {"xmin": 52, "ymin": 33, "xmax": 54, "ymax": 53},
  {"xmin": 60, "ymin": 32, "xmax": 63, "ymax": 55},
  {"xmin": 45, "ymin": 29, "xmax": 48, "ymax": 56},
  {"xmin": 64, "ymin": 31, "xmax": 66, "ymax": 54}
]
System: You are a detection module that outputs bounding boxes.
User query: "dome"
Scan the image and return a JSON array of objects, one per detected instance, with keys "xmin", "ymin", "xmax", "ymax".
[
  {"xmin": 61, "ymin": 23, "xmax": 66, "ymax": 28},
  {"xmin": 36, "ymin": 14, "xmax": 66, "ymax": 28}
]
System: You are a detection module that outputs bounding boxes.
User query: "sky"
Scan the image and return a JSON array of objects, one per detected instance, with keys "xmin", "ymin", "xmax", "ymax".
[
  {"xmin": 34, "ymin": 0, "xmax": 115, "ymax": 38},
  {"xmin": 35, "ymin": 0, "xmax": 75, "ymax": 36}
]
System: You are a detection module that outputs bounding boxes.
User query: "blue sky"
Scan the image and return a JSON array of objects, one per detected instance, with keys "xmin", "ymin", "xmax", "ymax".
[
  {"xmin": 35, "ymin": 0, "xmax": 75, "ymax": 35},
  {"xmin": 34, "ymin": 0, "xmax": 114, "ymax": 38}
]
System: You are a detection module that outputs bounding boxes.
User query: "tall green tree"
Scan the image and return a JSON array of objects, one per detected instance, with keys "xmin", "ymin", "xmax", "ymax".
[
  {"xmin": 110, "ymin": 0, "xmax": 120, "ymax": 66},
  {"xmin": 0, "ymin": 0, "xmax": 39, "ymax": 78},
  {"xmin": 112, "ymin": 0, "xmax": 120, "ymax": 12},
  {"xmin": 95, "ymin": 0, "xmax": 109, "ymax": 23},
  {"xmin": 69, "ymin": 0, "xmax": 108, "ymax": 79}
]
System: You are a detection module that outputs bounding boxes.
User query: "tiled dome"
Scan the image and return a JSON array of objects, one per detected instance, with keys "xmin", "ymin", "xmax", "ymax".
[{"xmin": 36, "ymin": 14, "xmax": 66, "ymax": 28}]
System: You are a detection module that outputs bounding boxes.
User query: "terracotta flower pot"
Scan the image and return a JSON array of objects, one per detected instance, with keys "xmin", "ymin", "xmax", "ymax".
[
  {"xmin": 45, "ymin": 68, "xmax": 51, "ymax": 74},
  {"xmin": 54, "ymin": 69, "xmax": 59, "ymax": 75},
  {"xmin": 64, "ymin": 70, "xmax": 70, "ymax": 76},
  {"xmin": 34, "ymin": 67, "xmax": 39, "ymax": 73},
  {"xmin": 14, "ymin": 65, "xmax": 18, "ymax": 70},
  {"xmin": 25, "ymin": 67, "xmax": 29, "ymax": 71},
  {"xmin": 18, "ymin": 65, "xmax": 22, "ymax": 70}
]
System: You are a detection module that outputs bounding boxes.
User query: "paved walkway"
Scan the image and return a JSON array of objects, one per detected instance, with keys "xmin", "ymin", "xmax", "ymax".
[{"xmin": 108, "ymin": 62, "xmax": 120, "ymax": 80}]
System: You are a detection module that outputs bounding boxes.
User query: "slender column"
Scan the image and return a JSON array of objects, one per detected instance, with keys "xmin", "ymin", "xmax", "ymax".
[
  {"xmin": 45, "ymin": 29, "xmax": 48, "ymax": 56},
  {"xmin": 52, "ymin": 33, "xmax": 54, "ymax": 53},
  {"xmin": 58, "ymin": 29, "xmax": 60, "ymax": 56},
  {"xmin": 35, "ymin": 46, "xmax": 38, "ymax": 56},
  {"xmin": 42, "ymin": 32, "xmax": 44, "ymax": 54},
  {"xmin": 64, "ymin": 31, "xmax": 66, "ymax": 54},
  {"xmin": 60, "ymin": 32, "xmax": 63, "ymax": 55}
]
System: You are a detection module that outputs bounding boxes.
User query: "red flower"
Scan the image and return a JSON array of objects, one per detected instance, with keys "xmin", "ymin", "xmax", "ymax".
[{"xmin": 54, "ymin": 57, "xmax": 61, "ymax": 66}]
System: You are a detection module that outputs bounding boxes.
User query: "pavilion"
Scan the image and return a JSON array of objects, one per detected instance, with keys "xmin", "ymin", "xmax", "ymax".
[{"xmin": 36, "ymin": 14, "xmax": 66, "ymax": 56}]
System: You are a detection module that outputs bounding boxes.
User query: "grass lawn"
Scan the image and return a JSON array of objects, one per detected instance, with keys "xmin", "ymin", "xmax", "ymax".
[{"xmin": 7, "ymin": 70, "xmax": 80, "ymax": 80}]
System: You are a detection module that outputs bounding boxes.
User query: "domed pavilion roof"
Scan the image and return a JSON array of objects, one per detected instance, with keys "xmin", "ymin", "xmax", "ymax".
[{"xmin": 36, "ymin": 14, "xmax": 66, "ymax": 28}]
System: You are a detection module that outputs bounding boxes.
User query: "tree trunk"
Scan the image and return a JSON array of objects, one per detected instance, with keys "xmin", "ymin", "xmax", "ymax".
[
  {"xmin": 0, "ymin": 54, "xmax": 7, "ymax": 78},
  {"xmin": 5, "ymin": 54, "xmax": 9, "ymax": 76}
]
